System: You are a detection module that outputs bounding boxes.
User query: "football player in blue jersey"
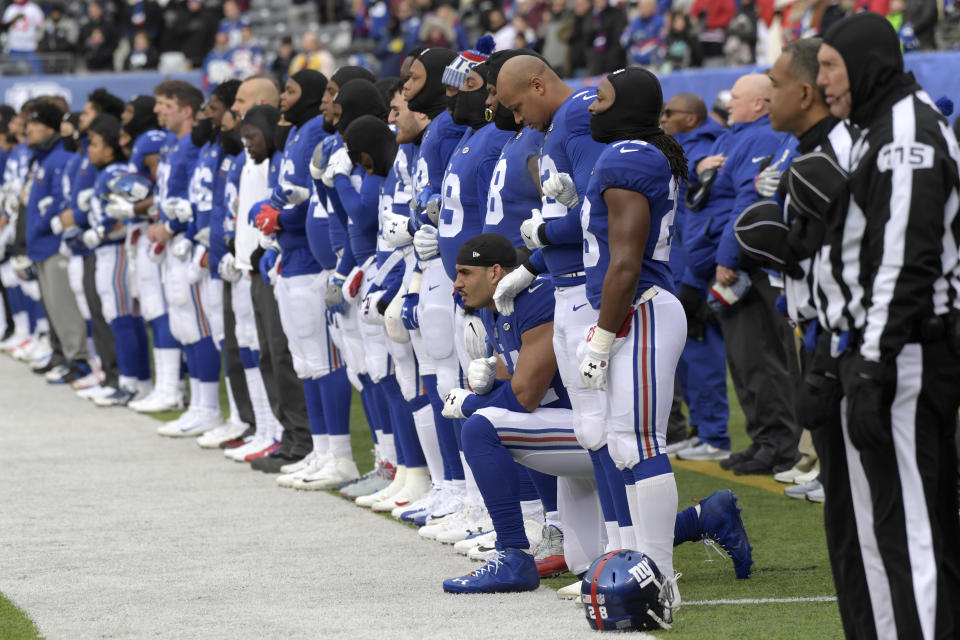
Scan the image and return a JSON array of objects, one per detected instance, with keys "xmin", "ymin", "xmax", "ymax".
[
  {"xmin": 495, "ymin": 55, "xmax": 635, "ymax": 558},
  {"xmin": 440, "ymin": 233, "xmax": 603, "ymax": 594}
]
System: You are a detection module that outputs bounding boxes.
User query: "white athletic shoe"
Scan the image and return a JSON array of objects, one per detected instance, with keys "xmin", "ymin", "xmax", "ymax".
[
  {"xmin": 43, "ymin": 364, "xmax": 70, "ymax": 382},
  {"xmin": 436, "ymin": 508, "xmax": 494, "ymax": 544},
  {"xmin": 129, "ymin": 388, "xmax": 185, "ymax": 413},
  {"xmin": 225, "ymin": 435, "xmax": 273, "ymax": 461},
  {"xmin": 774, "ymin": 462, "xmax": 818, "ymax": 484},
  {"xmin": 156, "ymin": 408, "xmax": 222, "ymax": 438},
  {"xmin": 418, "ymin": 506, "xmax": 467, "ymax": 539},
  {"xmin": 424, "ymin": 487, "xmax": 465, "ymax": 523},
  {"xmin": 356, "ymin": 465, "xmax": 406, "ymax": 507},
  {"xmin": 793, "ymin": 467, "xmax": 820, "ymax": 485},
  {"xmin": 372, "ymin": 467, "xmax": 430, "ymax": 512},
  {"xmin": 77, "ymin": 384, "xmax": 115, "ymax": 400},
  {"xmin": 392, "ymin": 483, "xmax": 443, "ymax": 519},
  {"xmin": 665, "ymin": 436, "xmax": 699, "ymax": 456},
  {"xmin": 556, "ymin": 580, "xmax": 583, "ymax": 600},
  {"xmin": 12, "ymin": 337, "xmax": 38, "ymax": 361},
  {"xmin": 196, "ymin": 421, "xmax": 249, "ymax": 449},
  {"xmin": 69, "ymin": 369, "xmax": 103, "ymax": 391},
  {"xmin": 276, "ymin": 452, "xmax": 329, "ymax": 488},
  {"xmin": 464, "ymin": 518, "xmax": 543, "ymax": 562},
  {"xmin": 455, "ymin": 529, "xmax": 495, "ymax": 555},
  {"xmin": 676, "ymin": 442, "xmax": 731, "ymax": 461},
  {"xmin": 293, "ymin": 456, "xmax": 360, "ymax": 491},
  {"xmin": 806, "ymin": 485, "xmax": 826, "ymax": 503},
  {"xmin": 1, "ymin": 332, "xmax": 30, "ymax": 353},
  {"xmin": 280, "ymin": 449, "xmax": 319, "ymax": 474}
]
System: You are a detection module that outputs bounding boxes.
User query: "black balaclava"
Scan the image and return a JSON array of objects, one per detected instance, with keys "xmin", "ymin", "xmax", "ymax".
[
  {"xmin": 334, "ymin": 79, "xmax": 388, "ymax": 135},
  {"xmin": 453, "ymin": 87, "xmax": 488, "ymax": 130},
  {"xmin": 190, "ymin": 118, "xmax": 214, "ymax": 146},
  {"xmin": 325, "ymin": 66, "xmax": 376, "ymax": 133},
  {"xmin": 822, "ymin": 11, "xmax": 918, "ymax": 127},
  {"xmin": 212, "ymin": 79, "xmax": 241, "ymax": 113},
  {"xmin": 62, "ymin": 111, "xmax": 81, "ymax": 152},
  {"xmin": 590, "ymin": 67, "xmax": 664, "ymax": 144},
  {"xmin": 243, "ymin": 105, "xmax": 280, "ymax": 158},
  {"xmin": 375, "ymin": 77, "xmax": 400, "ymax": 106},
  {"xmin": 274, "ymin": 123, "xmax": 292, "ymax": 151},
  {"xmin": 284, "ymin": 69, "xmax": 326, "ymax": 127},
  {"xmin": 406, "ymin": 48, "xmax": 457, "ymax": 119},
  {"xmin": 484, "ymin": 49, "xmax": 547, "ymax": 132},
  {"xmin": 123, "ymin": 95, "xmax": 159, "ymax": 140},
  {"xmin": 344, "ymin": 115, "xmax": 398, "ymax": 177},
  {"xmin": 87, "ymin": 113, "xmax": 124, "ymax": 168},
  {"xmin": 220, "ymin": 124, "xmax": 243, "ymax": 156}
]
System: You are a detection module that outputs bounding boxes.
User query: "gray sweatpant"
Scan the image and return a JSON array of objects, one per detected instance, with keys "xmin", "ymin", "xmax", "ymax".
[{"xmin": 35, "ymin": 253, "xmax": 88, "ymax": 364}]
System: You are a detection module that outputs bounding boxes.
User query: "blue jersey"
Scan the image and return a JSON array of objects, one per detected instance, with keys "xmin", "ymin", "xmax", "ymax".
[
  {"xmin": 305, "ymin": 189, "xmax": 338, "ymax": 270},
  {"xmin": 438, "ymin": 124, "xmax": 513, "ymax": 281},
  {"xmin": 157, "ymin": 131, "xmax": 201, "ymax": 233},
  {"xmin": 129, "ymin": 129, "xmax": 167, "ymax": 179},
  {"xmin": 188, "ymin": 141, "xmax": 222, "ymax": 242},
  {"xmin": 69, "ymin": 153, "xmax": 98, "ymax": 231},
  {"xmin": 583, "ymin": 140, "xmax": 678, "ymax": 309},
  {"xmin": 392, "ymin": 143, "xmax": 416, "ymax": 215},
  {"xmin": 3, "ymin": 143, "xmax": 32, "ymax": 193},
  {"xmin": 623, "ymin": 14, "xmax": 665, "ymax": 66},
  {"xmin": 483, "ymin": 127, "xmax": 544, "ymax": 247},
  {"xmin": 414, "ymin": 109, "xmax": 468, "ymax": 199},
  {"xmin": 479, "ymin": 276, "xmax": 570, "ymax": 410},
  {"xmin": 25, "ymin": 140, "xmax": 73, "ymax": 262},
  {"xmin": 539, "ymin": 88, "xmax": 607, "ymax": 276},
  {"xmin": 332, "ymin": 168, "xmax": 382, "ymax": 269},
  {"xmin": 89, "ymin": 162, "xmax": 135, "ymax": 246},
  {"xmin": 209, "ymin": 152, "xmax": 239, "ymax": 274}
]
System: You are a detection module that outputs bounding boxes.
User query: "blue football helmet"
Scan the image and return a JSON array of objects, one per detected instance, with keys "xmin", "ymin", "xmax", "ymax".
[
  {"xmin": 580, "ymin": 550, "xmax": 679, "ymax": 631},
  {"xmin": 107, "ymin": 172, "xmax": 153, "ymax": 203}
]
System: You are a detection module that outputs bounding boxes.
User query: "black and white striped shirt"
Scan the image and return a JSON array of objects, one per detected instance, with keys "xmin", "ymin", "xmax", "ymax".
[{"xmin": 829, "ymin": 90, "xmax": 960, "ymax": 362}]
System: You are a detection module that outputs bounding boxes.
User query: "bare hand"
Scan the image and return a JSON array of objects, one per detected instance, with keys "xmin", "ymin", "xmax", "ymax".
[
  {"xmin": 60, "ymin": 209, "xmax": 75, "ymax": 230},
  {"xmin": 715, "ymin": 265, "xmax": 738, "ymax": 287},
  {"xmin": 697, "ymin": 154, "xmax": 725, "ymax": 175},
  {"xmin": 147, "ymin": 223, "xmax": 172, "ymax": 243}
]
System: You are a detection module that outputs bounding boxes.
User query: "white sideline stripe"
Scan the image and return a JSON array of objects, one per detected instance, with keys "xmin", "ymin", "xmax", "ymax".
[{"xmin": 685, "ymin": 596, "xmax": 838, "ymax": 606}]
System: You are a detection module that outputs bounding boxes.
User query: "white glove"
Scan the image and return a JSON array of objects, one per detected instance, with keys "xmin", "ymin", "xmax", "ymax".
[
  {"xmin": 754, "ymin": 165, "xmax": 782, "ymax": 198},
  {"xmin": 384, "ymin": 284, "xmax": 410, "ymax": 343},
  {"xmin": 186, "ymin": 245, "xmax": 207, "ymax": 284},
  {"xmin": 578, "ymin": 325, "xmax": 626, "ymax": 391},
  {"xmin": 49, "ymin": 214, "xmax": 64, "ymax": 235},
  {"xmin": 361, "ymin": 290, "xmax": 385, "ymax": 326},
  {"xmin": 193, "ymin": 226, "xmax": 210, "ymax": 247},
  {"xmin": 467, "ymin": 356, "xmax": 498, "ymax": 395},
  {"xmin": 217, "ymin": 252, "xmax": 242, "ymax": 283},
  {"xmin": 163, "ymin": 197, "xmax": 193, "ymax": 223},
  {"xmin": 542, "ymin": 172, "xmax": 578, "ymax": 208},
  {"xmin": 382, "ymin": 210, "xmax": 413, "ymax": 247},
  {"xmin": 9, "ymin": 254, "xmax": 31, "ymax": 272},
  {"xmin": 413, "ymin": 225, "xmax": 439, "ymax": 260},
  {"xmin": 229, "ymin": 196, "xmax": 239, "ymax": 217},
  {"xmin": 81, "ymin": 227, "xmax": 102, "ymax": 250},
  {"xmin": 464, "ymin": 314, "xmax": 489, "ymax": 360},
  {"xmin": 424, "ymin": 196, "xmax": 441, "ymax": 225},
  {"xmin": 310, "ymin": 142, "xmax": 326, "ymax": 180},
  {"xmin": 322, "ymin": 147, "xmax": 352, "ymax": 187},
  {"xmin": 279, "ymin": 181, "xmax": 310, "ymax": 206},
  {"xmin": 342, "ymin": 266, "xmax": 365, "ymax": 305},
  {"xmin": 37, "ymin": 195, "xmax": 54, "ymax": 217},
  {"xmin": 76, "ymin": 188, "xmax": 94, "ymax": 213},
  {"xmin": 3, "ymin": 190, "xmax": 18, "ymax": 217},
  {"xmin": 105, "ymin": 194, "xmax": 136, "ymax": 220},
  {"xmin": 442, "ymin": 388, "xmax": 472, "ymax": 419},
  {"xmin": 493, "ymin": 264, "xmax": 537, "ymax": 315},
  {"xmin": 170, "ymin": 236, "xmax": 192, "ymax": 261},
  {"xmin": 266, "ymin": 252, "xmax": 280, "ymax": 286},
  {"xmin": 519, "ymin": 208, "xmax": 546, "ymax": 250}
]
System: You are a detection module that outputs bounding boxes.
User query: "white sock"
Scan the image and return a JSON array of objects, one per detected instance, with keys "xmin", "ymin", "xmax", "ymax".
[
  {"xmin": 545, "ymin": 510, "xmax": 562, "ymax": 530},
  {"xmin": 12, "ymin": 311, "xmax": 28, "ymax": 337},
  {"xmin": 137, "ymin": 379, "xmax": 153, "ymax": 395},
  {"xmin": 36, "ymin": 318, "xmax": 49, "ymax": 334},
  {"xmin": 118, "ymin": 374, "xmax": 138, "ymax": 393},
  {"xmin": 412, "ymin": 403, "xmax": 442, "ymax": 487},
  {"xmin": 328, "ymin": 434, "xmax": 351, "ymax": 460},
  {"xmin": 154, "ymin": 348, "xmax": 181, "ymax": 395},
  {"xmin": 604, "ymin": 521, "xmax": 621, "ymax": 552},
  {"xmin": 225, "ymin": 376, "xmax": 242, "ymax": 425},
  {"xmin": 460, "ymin": 451, "xmax": 483, "ymax": 507},
  {"xmin": 619, "ymin": 524, "xmax": 637, "ymax": 550},
  {"xmin": 312, "ymin": 434, "xmax": 329, "ymax": 455},
  {"xmin": 444, "ymin": 478, "xmax": 465, "ymax": 494},
  {"xmin": 378, "ymin": 431, "xmax": 397, "ymax": 465},
  {"xmin": 521, "ymin": 500, "xmax": 544, "ymax": 522},
  {"xmin": 196, "ymin": 380, "xmax": 220, "ymax": 413},
  {"xmin": 243, "ymin": 367, "xmax": 279, "ymax": 440},
  {"xmin": 628, "ymin": 473, "xmax": 678, "ymax": 579}
]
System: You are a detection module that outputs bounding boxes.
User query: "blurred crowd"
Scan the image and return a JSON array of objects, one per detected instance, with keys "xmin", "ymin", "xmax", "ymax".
[{"xmin": 1, "ymin": 0, "xmax": 959, "ymax": 80}]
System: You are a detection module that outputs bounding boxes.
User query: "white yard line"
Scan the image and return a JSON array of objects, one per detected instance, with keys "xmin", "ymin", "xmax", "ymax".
[{"xmin": 685, "ymin": 596, "xmax": 838, "ymax": 606}]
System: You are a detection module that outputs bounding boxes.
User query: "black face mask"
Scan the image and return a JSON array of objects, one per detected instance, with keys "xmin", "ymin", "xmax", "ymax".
[
  {"xmin": 344, "ymin": 115, "xmax": 398, "ymax": 178},
  {"xmin": 62, "ymin": 132, "xmax": 80, "ymax": 153},
  {"xmin": 220, "ymin": 128, "xmax": 243, "ymax": 156},
  {"xmin": 335, "ymin": 79, "xmax": 388, "ymax": 135},
  {"xmin": 274, "ymin": 124, "xmax": 292, "ymax": 151},
  {"xmin": 452, "ymin": 89, "xmax": 488, "ymax": 130},
  {"xmin": 445, "ymin": 92, "xmax": 458, "ymax": 115},
  {"xmin": 190, "ymin": 118, "xmax": 214, "ymax": 146},
  {"xmin": 406, "ymin": 48, "xmax": 457, "ymax": 119},
  {"xmin": 283, "ymin": 69, "xmax": 326, "ymax": 127},
  {"xmin": 488, "ymin": 102, "xmax": 520, "ymax": 132},
  {"xmin": 589, "ymin": 68, "xmax": 665, "ymax": 144}
]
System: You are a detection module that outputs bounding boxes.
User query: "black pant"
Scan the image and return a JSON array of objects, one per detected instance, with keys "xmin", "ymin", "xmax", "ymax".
[
  {"xmin": 222, "ymin": 280, "xmax": 255, "ymax": 428},
  {"xmin": 82, "ymin": 254, "xmax": 118, "ymax": 388},
  {"xmin": 716, "ymin": 271, "xmax": 800, "ymax": 461},
  {"xmin": 828, "ymin": 341, "xmax": 960, "ymax": 639},
  {"xmin": 250, "ymin": 275, "xmax": 311, "ymax": 457}
]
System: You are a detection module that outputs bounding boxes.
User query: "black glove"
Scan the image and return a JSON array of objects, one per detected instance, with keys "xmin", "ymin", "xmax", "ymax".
[
  {"xmin": 376, "ymin": 294, "xmax": 390, "ymax": 315},
  {"xmin": 677, "ymin": 284, "xmax": 705, "ymax": 340},
  {"xmin": 796, "ymin": 334, "xmax": 842, "ymax": 431},
  {"xmin": 845, "ymin": 355, "xmax": 896, "ymax": 452}
]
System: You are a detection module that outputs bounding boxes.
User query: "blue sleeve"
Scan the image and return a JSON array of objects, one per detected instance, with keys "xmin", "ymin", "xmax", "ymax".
[
  {"xmin": 542, "ymin": 131, "xmax": 606, "ymax": 245},
  {"xmin": 379, "ymin": 261, "xmax": 405, "ymax": 303},
  {"xmin": 527, "ymin": 248, "xmax": 547, "ymax": 274},
  {"xmin": 336, "ymin": 239, "xmax": 356, "ymax": 277},
  {"xmin": 270, "ymin": 122, "xmax": 326, "ymax": 208},
  {"xmin": 333, "ymin": 173, "xmax": 361, "ymax": 214}
]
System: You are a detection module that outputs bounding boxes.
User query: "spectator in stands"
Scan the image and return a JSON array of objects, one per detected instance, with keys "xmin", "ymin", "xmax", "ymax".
[
  {"xmin": 568, "ymin": 0, "xmax": 593, "ymax": 75},
  {"xmin": 78, "ymin": 2, "xmax": 117, "ymax": 72},
  {"xmin": 229, "ymin": 24, "xmax": 266, "ymax": 79},
  {"xmin": 663, "ymin": 10, "xmax": 702, "ymax": 70},
  {"xmin": 487, "ymin": 8, "xmax": 517, "ymax": 51},
  {"xmin": 38, "ymin": 2, "xmax": 76, "ymax": 53},
  {"xmin": 435, "ymin": 4, "xmax": 471, "ymax": 50},
  {"xmin": 1, "ymin": 0, "xmax": 44, "ymax": 74},
  {"xmin": 288, "ymin": 32, "xmax": 335, "ymax": 79},
  {"xmin": 889, "ymin": 0, "xmax": 939, "ymax": 50},
  {"xmin": 166, "ymin": 0, "xmax": 218, "ymax": 69},
  {"xmin": 219, "ymin": 0, "xmax": 248, "ymax": 48},
  {"xmin": 724, "ymin": 0, "xmax": 758, "ymax": 65},
  {"xmin": 373, "ymin": 0, "xmax": 420, "ymax": 77},
  {"xmin": 623, "ymin": 0, "xmax": 666, "ymax": 68},
  {"xmin": 588, "ymin": 0, "xmax": 627, "ymax": 75},
  {"xmin": 203, "ymin": 30, "xmax": 235, "ymax": 89},
  {"xmin": 690, "ymin": 0, "xmax": 736, "ymax": 64},
  {"xmin": 270, "ymin": 36, "xmax": 295, "ymax": 85},
  {"xmin": 419, "ymin": 11, "xmax": 456, "ymax": 48},
  {"xmin": 120, "ymin": 0, "xmax": 164, "ymax": 43},
  {"xmin": 538, "ymin": 0, "xmax": 573, "ymax": 76},
  {"xmin": 124, "ymin": 29, "xmax": 159, "ymax": 71}
]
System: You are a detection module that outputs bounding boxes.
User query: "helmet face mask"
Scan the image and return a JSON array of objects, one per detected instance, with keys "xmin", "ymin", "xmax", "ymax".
[{"xmin": 580, "ymin": 550, "xmax": 678, "ymax": 632}]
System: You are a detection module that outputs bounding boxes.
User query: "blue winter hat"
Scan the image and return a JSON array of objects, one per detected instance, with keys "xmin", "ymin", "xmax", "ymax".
[{"xmin": 442, "ymin": 35, "xmax": 495, "ymax": 89}]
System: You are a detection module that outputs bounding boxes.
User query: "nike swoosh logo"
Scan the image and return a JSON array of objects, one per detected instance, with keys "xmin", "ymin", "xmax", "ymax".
[
  {"xmin": 751, "ymin": 156, "xmax": 767, "ymax": 163},
  {"xmin": 620, "ymin": 148, "xmax": 639, "ymax": 154},
  {"xmin": 573, "ymin": 303, "xmax": 588, "ymax": 311},
  {"xmin": 528, "ymin": 283, "xmax": 543, "ymax": 293},
  {"xmin": 428, "ymin": 284, "xmax": 440, "ymax": 291}
]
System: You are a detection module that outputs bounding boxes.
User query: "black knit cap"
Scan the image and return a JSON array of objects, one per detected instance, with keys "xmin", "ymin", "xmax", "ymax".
[
  {"xmin": 211, "ymin": 79, "xmax": 241, "ymax": 110},
  {"xmin": 88, "ymin": 113, "xmax": 124, "ymax": 161},
  {"xmin": 457, "ymin": 233, "xmax": 518, "ymax": 268},
  {"xmin": 29, "ymin": 102, "xmax": 64, "ymax": 131}
]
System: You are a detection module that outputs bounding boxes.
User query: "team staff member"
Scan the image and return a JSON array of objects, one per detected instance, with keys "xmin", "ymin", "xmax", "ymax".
[{"xmin": 818, "ymin": 13, "xmax": 960, "ymax": 639}]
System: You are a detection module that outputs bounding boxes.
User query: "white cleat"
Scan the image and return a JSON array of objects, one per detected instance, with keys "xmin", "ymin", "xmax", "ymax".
[
  {"xmin": 665, "ymin": 436, "xmax": 699, "ymax": 456},
  {"xmin": 419, "ymin": 505, "xmax": 472, "ymax": 540},
  {"xmin": 129, "ymin": 388, "xmax": 185, "ymax": 413},
  {"xmin": 557, "ymin": 580, "xmax": 583, "ymax": 600},
  {"xmin": 224, "ymin": 435, "xmax": 273, "ymax": 461},
  {"xmin": 467, "ymin": 519, "xmax": 543, "ymax": 560},
  {"xmin": 675, "ymin": 442, "xmax": 731, "ymax": 461},
  {"xmin": 196, "ymin": 421, "xmax": 249, "ymax": 449},
  {"xmin": 436, "ymin": 509, "xmax": 494, "ymax": 544},
  {"xmin": 276, "ymin": 452, "xmax": 329, "ymax": 488},
  {"xmin": 43, "ymin": 364, "xmax": 70, "ymax": 382},
  {"xmin": 77, "ymin": 384, "xmax": 116, "ymax": 401},
  {"xmin": 392, "ymin": 483, "xmax": 443, "ymax": 519},
  {"xmin": 356, "ymin": 465, "xmax": 406, "ymax": 507},
  {"xmin": 372, "ymin": 466, "xmax": 430, "ymax": 512},
  {"xmin": 156, "ymin": 408, "xmax": 222, "ymax": 438},
  {"xmin": 280, "ymin": 449, "xmax": 319, "ymax": 475},
  {"xmin": 293, "ymin": 456, "xmax": 359, "ymax": 491},
  {"xmin": 455, "ymin": 529, "xmax": 495, "ymax": 555}
]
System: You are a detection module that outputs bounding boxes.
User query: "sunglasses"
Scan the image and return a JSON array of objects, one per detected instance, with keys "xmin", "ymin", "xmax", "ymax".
[{"xmin": 661, "ymin": 109, "xmax": 693, "ymax": 118}]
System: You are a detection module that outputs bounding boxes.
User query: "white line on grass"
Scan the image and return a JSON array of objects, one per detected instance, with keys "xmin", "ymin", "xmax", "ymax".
[{"xmin": 685, "ymin": 596, "xmax": 838, "ymax": 606}]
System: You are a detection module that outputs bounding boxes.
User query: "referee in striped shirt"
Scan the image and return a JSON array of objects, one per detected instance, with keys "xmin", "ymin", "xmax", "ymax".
[{"xmin": 816, "ymin": 12, "xmax": 960, "ymax": 640}]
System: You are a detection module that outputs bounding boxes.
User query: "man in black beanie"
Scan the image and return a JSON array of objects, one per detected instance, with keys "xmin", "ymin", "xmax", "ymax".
[{"xmin": 816, "ymin": 12, "xmax": 960, "ymax": 639}]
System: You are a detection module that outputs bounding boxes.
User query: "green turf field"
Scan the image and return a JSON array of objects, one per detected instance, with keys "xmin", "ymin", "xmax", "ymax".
[{"xmin": 5, "ymin": 374, "xmax": 841, "ymax": 639}]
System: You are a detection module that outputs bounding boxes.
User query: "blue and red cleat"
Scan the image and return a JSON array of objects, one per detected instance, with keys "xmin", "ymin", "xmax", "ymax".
[
  {"xmin": 443, "ymin": 548, "xmax": 540, "ymax": 594},
  {"xmin": 698, "ymin": 489, "xmax": 754, "ymax": 579}
]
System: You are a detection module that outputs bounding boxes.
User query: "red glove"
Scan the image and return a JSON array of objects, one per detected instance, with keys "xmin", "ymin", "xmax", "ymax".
[
  {"xmin": 128, "ymin": 227, "xmax": 141, "ymax": 246},
  {"xmin": 255, "ymin": 203, "xmax": 282, "ymax": 235},
  {"xmin": 348, "ymin": 269, "xmax": 365, "ymax": 299}
]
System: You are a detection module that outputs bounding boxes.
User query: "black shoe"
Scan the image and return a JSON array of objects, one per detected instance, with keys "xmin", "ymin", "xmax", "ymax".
[
  {"xmin": 719, "ymin": 443, "xmax": 759, "ymax": 470},
  {"xmin": 32, "ymin": 359, "xmax": 59, "ymax": 375},
  {"xmin": 732, "ymin": 448, "xmax": 777, "ymax": 475},
  {"xmin": 48, "ymin": 360, "xmax": 92, "ymax": 384},
  {"xmin": 251, "ymin": 452, "xmax": 303, "ymax": 473}
]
